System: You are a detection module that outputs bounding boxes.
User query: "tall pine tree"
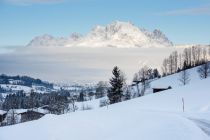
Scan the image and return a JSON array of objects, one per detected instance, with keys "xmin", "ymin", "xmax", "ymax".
[{"xmin": 108, "ymin": 66, "xmax": 124, "ymax": 104}]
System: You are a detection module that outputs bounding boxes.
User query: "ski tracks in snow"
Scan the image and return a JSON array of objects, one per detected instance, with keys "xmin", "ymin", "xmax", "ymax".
[{"xmin": 189, "ymin": 118, "xmax": 210, "ymax": 137}]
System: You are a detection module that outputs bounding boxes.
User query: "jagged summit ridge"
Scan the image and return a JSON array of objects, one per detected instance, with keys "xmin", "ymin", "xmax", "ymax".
[{"xmin": 27, "ymin": 21, "xmax": 173, "ymax": 48}]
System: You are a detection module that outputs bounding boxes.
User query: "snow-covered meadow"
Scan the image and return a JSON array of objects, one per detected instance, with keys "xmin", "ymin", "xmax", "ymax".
[{"xmin": 0, "ymin": 70, "xmax": 210, "ymax": 140}]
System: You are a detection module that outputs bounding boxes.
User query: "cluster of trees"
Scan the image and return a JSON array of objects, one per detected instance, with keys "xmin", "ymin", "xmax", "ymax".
[
  {"xmin": 0, "ymin": 86, "xmax": 7, "ymax": 93},
  {"xmin": 179, "ymin": 61, "xmax": 210, "ymax": 86},
  {"xmin": 106, "ymin": 66, "xmax": 167, "ymax": 105},
  {"xmin": 0, "ymin": 74, "xmax": 53, "ymax": 88},
  {"xmin": 107, "ymin": 66, "xmax": 134, "ymax": 105},
  {"xmin": 133, "ymin": 67, "xmax": 160, "ymax": 96},
  {"xmin": 1, "ymin": 90, "xmax": 70, "ymax": 114},
  {"xmin": 107, "ymin": 46, "xmax": 210, "ymax": 105},
  {"xmin": 162, "ymin": 46, "xmax": 210, "ymax": 76},
  {"xmin": 0, "ymin": 84, "xmax": 110, "ymax": 114},
  {"xmin": 106, "ymin": 66, "xmax": 159, "ymax": 105},
  {"xmin": 178, "ymin": 46, "xmax": 210, "ymax": 86},
  {"xmin": 95, "ymin": 81, "xmax": 109, "ymax": 99},
  {"xmin": 1, "ymin": 89, "xmax": 94, "ymax": 114},
  {"xmin": 197, "ymin": 62, "xmax": 210, "ymax": 79}
]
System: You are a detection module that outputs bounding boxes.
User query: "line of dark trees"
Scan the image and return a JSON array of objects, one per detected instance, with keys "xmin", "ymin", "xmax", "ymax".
[
  {"xmin": 1, "ymin": 89, "xmax": 97, "ymax": 114},
  {"xmin": 0, "ymin": 84, "xmax": 108, "ymax": 114},
  {"xmin": 1, "ymin": 90, "xmax": 70, "ymax": 114}
]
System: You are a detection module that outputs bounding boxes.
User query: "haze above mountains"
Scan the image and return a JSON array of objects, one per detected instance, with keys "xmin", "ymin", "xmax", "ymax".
[{"xmin": 27, "ymin": 21, "xmax": 173, "ymax": 48}]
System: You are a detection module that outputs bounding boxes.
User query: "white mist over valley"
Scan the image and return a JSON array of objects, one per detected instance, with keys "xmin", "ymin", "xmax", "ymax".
[{"xmin": 0, "ymin": 21, "xmax": 194, "ymax": 83}]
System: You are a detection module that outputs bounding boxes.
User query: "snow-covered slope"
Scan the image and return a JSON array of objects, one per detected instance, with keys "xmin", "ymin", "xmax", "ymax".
[
  {"xmin": 150, "ymin": 65, "xmax": 205, "ymax": 90},
  {"xmin": 0, "ymin": 76, "xmax": 210, "ymax": 140},
  {"xmin": 27, "ymin": 21, "xmax": 173, "ymax": 48}
]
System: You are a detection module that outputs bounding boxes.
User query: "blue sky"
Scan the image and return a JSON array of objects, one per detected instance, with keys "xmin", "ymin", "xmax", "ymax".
[{"xmin": 0, "ymin": 0, "xmax": 210, "ymax": 46}]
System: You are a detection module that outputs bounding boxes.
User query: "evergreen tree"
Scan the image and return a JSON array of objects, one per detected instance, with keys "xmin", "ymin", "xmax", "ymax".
[
  {"xmin": 78, "ymin": 91, "xmax": 85, "ymax": 102},
  {"xmin": 107, "ymin": 66, "xmax": 124, "ymax": 104}
]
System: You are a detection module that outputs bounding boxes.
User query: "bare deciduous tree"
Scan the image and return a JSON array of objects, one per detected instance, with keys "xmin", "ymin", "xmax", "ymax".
[
  {"xmin": 208, "ymin": 46, "xmax": 210, "ymax": 59},
  {"xmin": 95, "ymin": 81, "xmax": 109, "ymax": 99},
  {"xmin": 168, "ymin": 54, "xmax": 173, "ymax": 74},
  {"xmin": 178, "ymin": 53, "xmax": 182, "ymax": 70},
  {"xmin": 162, "ymin": 58, "xmax": 168, "ymax": 76},
  {"xmin": 134, "ymin": 66, "xmax": 151, "ymax": 96},
  {"xmin": 69, "ymin": 95, "xmax": 78, "ymax": 112},
  {"xmin": 197, "ymin": 63, "xmax": 210, "ymax": 79},
  {"xmin": 172, "ymin": 51, "xmax": 178, "ymax": 73},
  {"xmin": 7, "ymin": 109, "xmax": 18, "ymax": 125},
  {"xmin": 202, "ymin": 47, "xmax": 207, "ymax": 62},
  {"xmin": 179, "ymin": 70, "xmax": 190, "ymax": 85}
]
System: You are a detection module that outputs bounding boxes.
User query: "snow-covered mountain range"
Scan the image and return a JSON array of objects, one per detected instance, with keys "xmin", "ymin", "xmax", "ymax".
[{"xmin": 27, "ymin": 21, "xmax": 173, "ymax": 48}]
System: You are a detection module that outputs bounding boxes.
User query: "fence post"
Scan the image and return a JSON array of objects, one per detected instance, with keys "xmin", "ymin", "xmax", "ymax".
[{"xmin": 182, "ymin": 98, "xmax": 184, "ymax": 112}]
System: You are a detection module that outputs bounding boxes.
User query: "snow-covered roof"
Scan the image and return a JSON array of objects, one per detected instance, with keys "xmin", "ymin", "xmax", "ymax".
[
  {"xmin": 7, "ymin": 109, "xmax": 28, "ymax": 114},
  {"xmin": 7, "ymin": 108, "xmax": 49, "ymax": 116},
  {"xmin": 152, "ymin": 86, "xmax": 171, "ymax": 89},
  {"xmin": 28, "ymin": 108, "xmax": 49, "ymax": 114},
  {"xmin": 0, "ymin": 110, "xmax": 7, "ymax": 115}
]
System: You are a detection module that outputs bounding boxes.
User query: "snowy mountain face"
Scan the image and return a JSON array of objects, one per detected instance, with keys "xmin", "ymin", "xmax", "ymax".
[
  {"xmin": 27, "ymin": 34, "xmax": 67, "ymax": 47},
  {"xmin": 27, "ymin": 21, "xmax": 173, "ymax": 48}
]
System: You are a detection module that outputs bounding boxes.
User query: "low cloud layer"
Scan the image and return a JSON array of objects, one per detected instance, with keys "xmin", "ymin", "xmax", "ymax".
[{"xmin": 0, "ymin": 46, "xmax": 177, "ymax": 83}]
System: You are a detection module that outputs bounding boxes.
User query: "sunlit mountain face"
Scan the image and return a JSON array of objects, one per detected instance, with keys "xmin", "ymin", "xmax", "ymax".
[{"xmin": 27, "ymin": 21, "xmax": 173, "ymax": 48}]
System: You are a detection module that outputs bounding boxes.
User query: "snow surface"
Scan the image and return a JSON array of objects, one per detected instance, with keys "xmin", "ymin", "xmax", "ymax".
[
  {"xmin": 0, "ymin": 76, "xmax": 210, "ymax": 140},
  {"xmin": 150, "ymin": 65, "xmax": 201, "ymax": 89},
  {"xmin": 75, "ymin": 97, "xmax": 107, "ymax": 110}
]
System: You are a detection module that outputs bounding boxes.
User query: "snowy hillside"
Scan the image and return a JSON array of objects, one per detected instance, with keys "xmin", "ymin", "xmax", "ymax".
[
  {"xmin": 72, "ymin": 65, "xmax": 209, "ymax": 110},
  {"xmin": 150, "ymin": 65, "xmax": 202, "ymax": 89},
  {"xmin": 27, "ymin": 21, "xmax": 173, "ymax": 48},
  {"xmin": 0, "ymin": 76, "xmax": 210, "ymax": 140}
]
